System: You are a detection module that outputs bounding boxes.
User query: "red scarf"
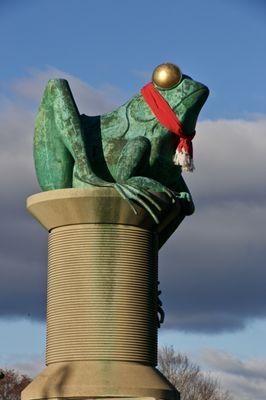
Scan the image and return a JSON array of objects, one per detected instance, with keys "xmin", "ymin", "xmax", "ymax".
[{"xmin": 141, "ymin": 82, "xmax": 195, "ymax": 171}]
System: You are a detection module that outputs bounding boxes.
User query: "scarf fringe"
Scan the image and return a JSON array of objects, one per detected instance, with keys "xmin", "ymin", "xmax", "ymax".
[{"xmin": 173, "ymin": 149, "xmax": 195, "ymax": 172}]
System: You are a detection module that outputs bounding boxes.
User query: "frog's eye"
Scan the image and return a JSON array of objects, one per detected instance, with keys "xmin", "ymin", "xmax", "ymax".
[{"xmin": 152, "ymin": 63, "xmax": 182, "ymax": 90}]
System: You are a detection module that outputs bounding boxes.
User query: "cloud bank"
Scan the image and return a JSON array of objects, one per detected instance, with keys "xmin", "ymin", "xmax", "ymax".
[
  {"xmin": 0, "ymin": 67, "xmax": 265, "ymax": 335},
  {"xmin": 202, "ymin": 348, "xmax": 266, "ymax": 400},
  {"xmin": 160, "ymin": 117, "xmax": 266, "ymax": 333},
  {"xmin": 0, "ymin": 67, "xmax": 123, "ymax": 320}
]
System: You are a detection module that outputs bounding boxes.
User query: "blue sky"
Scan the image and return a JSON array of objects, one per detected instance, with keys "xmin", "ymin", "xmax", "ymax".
[
  {"xmin": 0, "ymin": 1, "xmax": 266, "ymax": 398},
  {"xmin": 1, "ymin": 0, "xmax": 265, "ymax": 118}
]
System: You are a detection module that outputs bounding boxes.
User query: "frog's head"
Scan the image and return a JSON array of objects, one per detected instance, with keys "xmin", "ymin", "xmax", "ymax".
[{"xmin": 153, "ymin": 64, "xmax": 209, "ymax": 134}]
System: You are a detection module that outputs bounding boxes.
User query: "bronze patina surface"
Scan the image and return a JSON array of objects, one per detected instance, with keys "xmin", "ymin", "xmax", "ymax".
[{"xmin": 34, "ymin": 65, "xmax": 209, "ymax": 222}]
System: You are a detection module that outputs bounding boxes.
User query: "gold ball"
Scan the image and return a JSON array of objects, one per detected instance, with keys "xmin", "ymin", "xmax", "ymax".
[{"xmin": 152, "ymin": 63, "xmax": 182, "ymax": 89}]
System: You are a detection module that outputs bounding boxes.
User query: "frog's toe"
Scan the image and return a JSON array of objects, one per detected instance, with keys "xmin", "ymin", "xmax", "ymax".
[
  {"xmin": 124, "ymin": 184, "xmax": 162, "ymax": 212},
  {"xmin": 161, "ymin": 187, "xmax": 177, "ymax": 203},
  {"xmin": 176, "ymin": 191, "xmax": 191, "ymax": 201},
  {"xmin": 114, "ymin": 184, "xmax": 138, "ymax": 215},
  {"xmin": 119, "ymin": 184, "xmax": 160, "ymax": 224},
  {"xmin": 126, "ymin": 176, "xmax": 176, "ymax": 204},
  {"xmin": 176, "ymin": 191, "xmax": 195, "ymax": 215}
]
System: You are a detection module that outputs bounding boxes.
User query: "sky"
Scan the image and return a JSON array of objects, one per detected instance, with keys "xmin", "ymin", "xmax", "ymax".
[{"xmin": 0, "ymin": 0, "xmax": 266, "ymax": 398}]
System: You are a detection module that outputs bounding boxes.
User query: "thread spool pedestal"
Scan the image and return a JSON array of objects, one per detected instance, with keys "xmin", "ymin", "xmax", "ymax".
[{"xmin": 22, "ymin": 188, "xmax": 184, "ymax": 400}]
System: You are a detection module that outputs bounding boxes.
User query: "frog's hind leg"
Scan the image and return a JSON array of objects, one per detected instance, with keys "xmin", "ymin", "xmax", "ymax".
[
  {"xmin": 35, "ymin": 79, "xmax": 112, "ymax": 192},
  {"xmin": 34, "ymin": 82, "xmax": 74, "ymax": 190}
]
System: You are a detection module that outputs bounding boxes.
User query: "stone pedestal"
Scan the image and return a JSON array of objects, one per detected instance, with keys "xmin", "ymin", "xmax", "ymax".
[{"xmin": 22, "ymin": 188, "xmax": 185, "ymax": 400}]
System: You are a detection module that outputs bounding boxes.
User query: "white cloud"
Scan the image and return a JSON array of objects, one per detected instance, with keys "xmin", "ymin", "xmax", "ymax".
[
  {"xmin": 201, "ymin": 349, "xmax": 266, "ymax": 400},
  {"xmin": 10, "ymin": 66, "xmax": 124, "ymax": 114},
  {"xmin": 186, "ymin": 118, "xmax": 266, "ymax": 203},
  {"xmin": 159, "ymin": 116, "xmax": 266, "ymax": 332}
]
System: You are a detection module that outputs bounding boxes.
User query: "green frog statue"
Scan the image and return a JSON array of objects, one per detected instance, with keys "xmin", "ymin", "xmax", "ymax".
[{"xmin": 34, "ymin": 63, "xmax": 209, "ymax": 223}]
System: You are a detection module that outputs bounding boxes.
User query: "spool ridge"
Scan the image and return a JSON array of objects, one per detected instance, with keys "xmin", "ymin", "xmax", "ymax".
[{"xmin": 47, "ymin": 224, "xmax": 158, "ymax": 366}]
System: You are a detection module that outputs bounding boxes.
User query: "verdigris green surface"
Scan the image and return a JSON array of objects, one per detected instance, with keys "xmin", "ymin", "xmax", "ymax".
[{"xmin": 34, "ymin": 75, "xmax": 209, "ymax": 222}]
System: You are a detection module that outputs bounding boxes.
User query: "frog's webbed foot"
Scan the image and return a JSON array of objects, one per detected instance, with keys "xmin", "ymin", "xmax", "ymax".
[
  {"xmin": 73, "ymin": 172, "xmax": 160, "ymax": 222},
  {"xmin": 120, "ymin": 176, "xmax": 195, "ymax": 221},
  {"xmin": 74, "ymin": 172, "xmax": 192, "ymax": 222},
  {"xmin": 114, "ymin": 176, "xmax": 181, "ymax": 224},
  {"xmin": 126, "ymin": 176, "xmax": 178, "ymax": 204},
  {"xmin": 128, "ymin": 177, "xmax": 194, "ymax": 215},
  {"xmin": 73, "ymin": 174, "xmax": 161, "ymax": 224}
]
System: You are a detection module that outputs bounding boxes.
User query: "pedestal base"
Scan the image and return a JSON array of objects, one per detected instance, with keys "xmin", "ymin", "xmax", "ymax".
[{"xmin": 21, "ymin": 361, "xmax": 179, "ymax": 400}]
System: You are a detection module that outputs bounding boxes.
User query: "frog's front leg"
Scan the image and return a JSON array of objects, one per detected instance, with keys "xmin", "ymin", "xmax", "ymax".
[
  {"xmin": 114, "ymin": 137, "xmax": 175, "ymax": 223},
  {"xmin": 115, "ymin": 136, "xmax": 151, "ymax": 182},
  {"xmin": 113, "ymin": 137, "xmax": 157, "ymax": 222}
]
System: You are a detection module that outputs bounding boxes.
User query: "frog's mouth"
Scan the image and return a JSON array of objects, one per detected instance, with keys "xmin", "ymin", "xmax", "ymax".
[{"xmin": 176, "ymin": 86, "xmax": 209, "ymax": 134}]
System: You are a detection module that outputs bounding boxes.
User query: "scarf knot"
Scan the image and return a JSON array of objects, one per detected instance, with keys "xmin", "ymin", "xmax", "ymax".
[{"xmin": 177, "ymin": 131, "xmax": 195, "ymax": 156}]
